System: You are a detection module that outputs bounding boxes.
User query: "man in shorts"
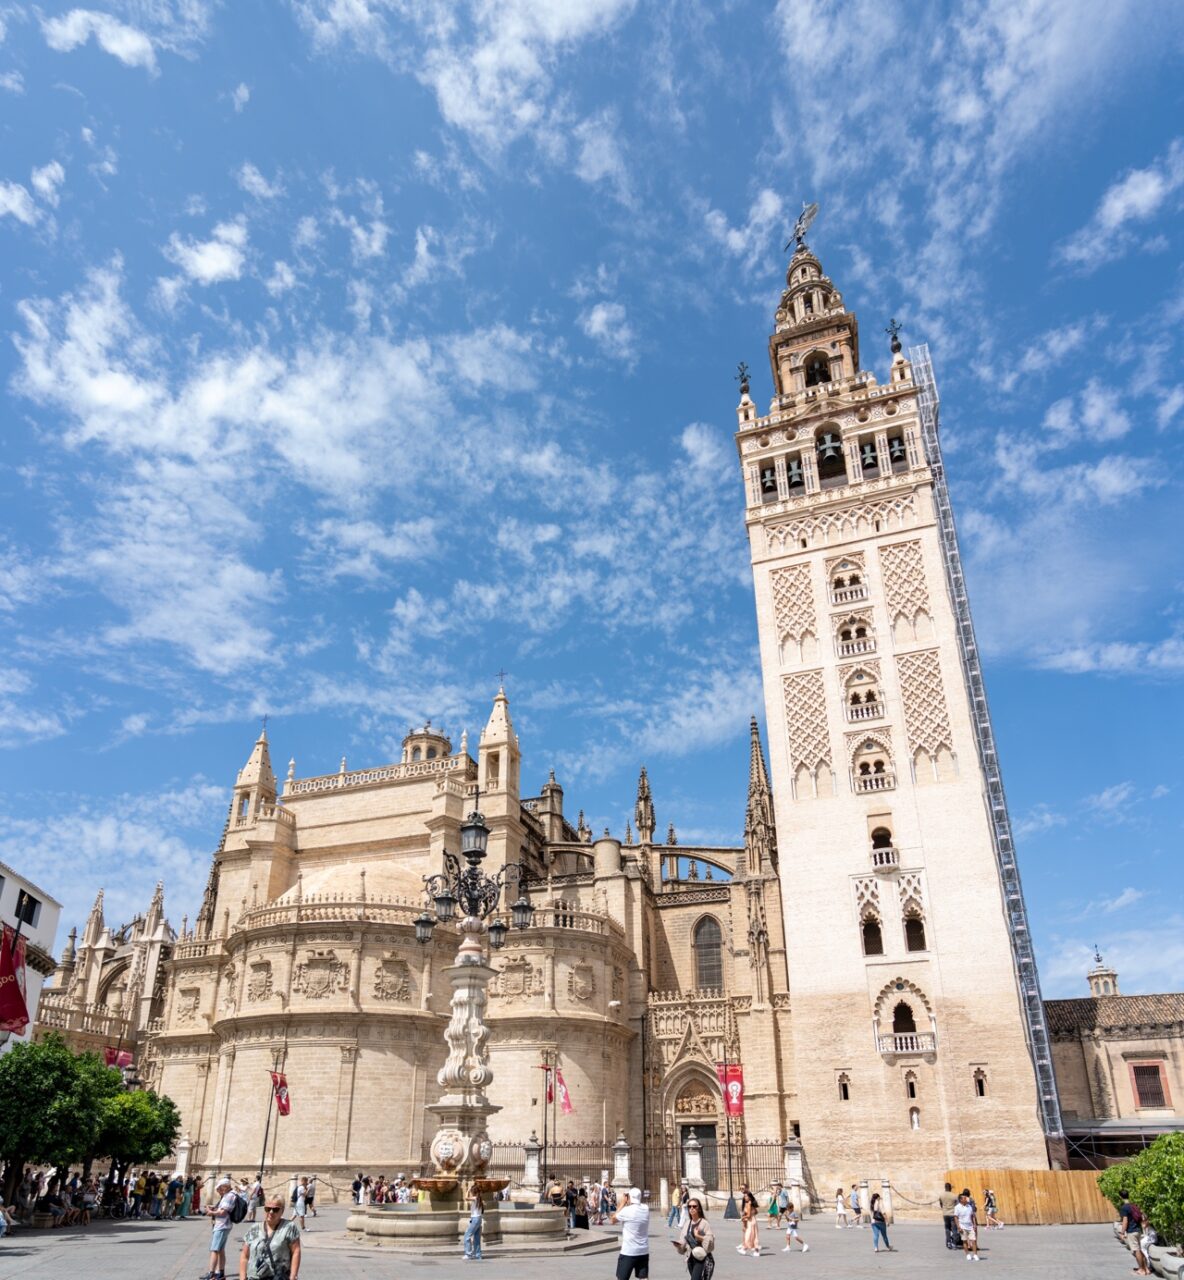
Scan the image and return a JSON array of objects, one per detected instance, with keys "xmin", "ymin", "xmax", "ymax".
[
  {"xmin": 202, "ymin": 1176, "xmax": 238, "ymax": 1280},
  {"xmin": 611, "ymin": 1186, "xmax": 650, "ymax": 1280},
  {"xmin": 954, "ymin": 1191, "xmax": 979, "ymax": 1262},
  {"xmin": 781, "ymin": 1202, "xmax": 809, "ymax": 1253}
]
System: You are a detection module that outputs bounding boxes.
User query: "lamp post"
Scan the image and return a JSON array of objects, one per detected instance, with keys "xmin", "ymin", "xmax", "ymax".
[{"xmin": 413, "ymin": 800, "xmax": 535, "ymax": 1188}]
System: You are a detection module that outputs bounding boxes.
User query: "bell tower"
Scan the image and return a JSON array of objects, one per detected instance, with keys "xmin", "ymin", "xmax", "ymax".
[{"xmin": 735, "ymin": 220, "xmax": 1061, "ymax": 1191}]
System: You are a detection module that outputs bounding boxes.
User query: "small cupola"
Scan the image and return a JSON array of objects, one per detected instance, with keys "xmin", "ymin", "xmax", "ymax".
[
  {"xmin": 401, "ymin": 721, "xmax": 453, "ymax": 764},
  {"xmin": 1088, "ymin": 948, "xmax": 1119, "ymax": 997}
]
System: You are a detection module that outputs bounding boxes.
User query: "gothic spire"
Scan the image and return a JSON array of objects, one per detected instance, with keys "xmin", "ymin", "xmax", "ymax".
[
  {"xmin": 634, "ymin": 766, "xmax": 655, "ymax": 845},
  {"xmin": 744, "ymin": 717, "xmax": 777, "ymax": 873}
]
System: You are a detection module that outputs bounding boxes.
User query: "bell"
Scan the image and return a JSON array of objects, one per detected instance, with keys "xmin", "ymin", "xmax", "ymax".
[
  {"xmin": 816, "ymin": 432, "xmax": 842, "ymax": 460},
  {"xmin": 889, "ymin": 437, "xmax": 907, "ymax": 462},
  {"xmin": 786, "ymin": 458, "xmax": 804, "ymax": 487},
  {"xmin": 860, "ymin": 442, "xmax": 878, "ymax": 469},
  {"xmin": 760, "ymin": 467, "xmax": 777, "ymax": 493}
]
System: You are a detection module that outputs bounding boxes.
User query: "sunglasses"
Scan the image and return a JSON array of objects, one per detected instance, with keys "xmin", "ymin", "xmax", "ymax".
[{"xmin": 265, "ymin": 1206, "xmax": 284, "ymax": 1213}]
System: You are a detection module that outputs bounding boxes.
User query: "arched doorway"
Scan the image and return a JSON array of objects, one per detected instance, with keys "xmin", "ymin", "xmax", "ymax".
[{"xmin": 672, "ymin": 1077, "xmax": 720, "ymax": 1188}]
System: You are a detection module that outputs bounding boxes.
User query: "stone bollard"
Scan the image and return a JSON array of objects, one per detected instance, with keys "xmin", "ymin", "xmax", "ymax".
[
  {"xmin": 660, "ymin": 1176, "xmax": 670, "ymax": 1214},
  {"xmin": 612, "ymin": 1131, "xmax": 632, "ymax": 1194},
  {"xmin": 879, "ymin": 1178, "xmax": 894, "ymax": 1224},
  {"xmin": 859, "ymin": 1178, "xmax": 870, "ymax": 1225},
  {"xmin": 782, "ymin": 1137, "xmax": 809, "ymax": 1213},
  {"xmin": 174, "ymin": 1132, "xmax": 192, "ymax": 1178},
  {"xmin": 523, "ymin": 1131, "xmax": 542, "ymax": 1196},
  {"xmin": 682, "ymin": 1128, "xmax": 705, "ymax": 1196}
]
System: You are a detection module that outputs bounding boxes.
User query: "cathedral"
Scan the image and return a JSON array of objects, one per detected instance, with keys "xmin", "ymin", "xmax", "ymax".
[{"xmin": 37, "ymin": 233, "xmax": 1183, "ymax": 1201}]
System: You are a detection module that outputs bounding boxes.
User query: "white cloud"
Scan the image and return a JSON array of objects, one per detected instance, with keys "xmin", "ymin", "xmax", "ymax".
[
  {"xmin": 579, "ymin": 300, "xmax": 635, "ymax": 362},
  {"xmin": 1058, "ymin": 138, "xmax": 1184, "ymax": 270},
  {"xmin": 1041, "ymin": 921, "xmax": 1184, "ymax": 997},
  {"xmin": 0, "ymin": 180, "xmax": 38, "ymax": 225},
  {"xmin": 1100, "ymin": 887, "xmax": 1143, "ymax": 913},
  {"xmin": 680, "ymin": 422, "xmax": 727, "ymax": 472},
  {"xmin": 236, "ymin": 161, "xmax": 282, "ymax": 200},
  {"xmin": 231, "ymin": 81, "xmax": 250, "ymax": 112},
  {"xmin": 300, "ymin": 517, "xmax": 439, "ymax": 582},
  {"xmin": 1043, "ymin": 379, "xmax": 1131, "ymax": 444},
  {"xmin": 1040, "ymin": 628, "xmax": 1184, "ymax": 676},
  {"xmin": 330, "ymin": 204, "xmax": 389, "ymax": 262},
  {"xmin": 162, "ymin": 217, "xmax": 248, "ymax": 284},
  {"xmin": 705, "ymin": 188, "xmax": 784, "ymax": 261},
  {"xmin": 41, "ymin": 9, "xmax": 158, "ymax": 74},
  {"xmin": 265, "ymin": 260, "xmax": 296, "ymax": 296},
  {"xmin": 0, "ymin": 669, "xmax": 69, "ymax": 748},
  {"xmin": 573, "ymin": 112, "xmax": 631, "ymax": 204},
  {"xmin": 81, "ymin": 125, "xmax": 118, "ymax": 180},
  {"xmin": 0, "ymin": 70, "xmax": 24, "ymax": 94},
  {"xmin": 1014, "ymin": 804, "xmax": 1066, "ymax": 839},
  {"xmin": 31, "ymin": 160, "xmax": 66, "ymax": 207}
]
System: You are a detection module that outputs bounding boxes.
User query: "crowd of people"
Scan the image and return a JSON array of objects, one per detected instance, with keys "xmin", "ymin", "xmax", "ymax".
[{"xmin": 0, "ymin": 1167, "xmax": 208, "ymax": 1234}]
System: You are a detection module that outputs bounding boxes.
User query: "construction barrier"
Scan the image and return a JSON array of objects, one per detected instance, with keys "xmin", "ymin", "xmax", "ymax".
[{"xmin": 944, "ymin": 1168, "xmax": 1115, "ymax": 1225}]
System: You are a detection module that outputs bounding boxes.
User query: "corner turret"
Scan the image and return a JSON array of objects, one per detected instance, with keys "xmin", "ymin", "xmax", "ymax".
[{"xmin": 1088, "ymin": 949, "xmax": 1119, "ymax": 997}]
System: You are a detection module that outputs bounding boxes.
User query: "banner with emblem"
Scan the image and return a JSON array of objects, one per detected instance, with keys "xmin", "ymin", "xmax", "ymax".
[
  {"xmin": 716, "ymin": 1063, "xmax": 745, "ymax": 1115},
  {"xmin": 0, "ymin": 924, "xmax": 29, "ymax": 1036},
  {"xmin": 554, "ymin": 1068, "xmax": 574, "ymax": 1115},
  {"xmin": 271, "ymin": 1070, "xmax": 291, "ymax": 1116}
]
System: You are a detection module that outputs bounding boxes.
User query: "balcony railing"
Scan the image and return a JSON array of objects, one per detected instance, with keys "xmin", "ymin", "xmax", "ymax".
[
  {"xmin": 877, "ymin": 1032, "xmax": 936, "ymax": 1055},
  {"xmin": 854, "ymin": 772, "xmax": 896, "ymax": 793},
  {"xmin": 837, "ymin": 638, "xmax": 876, "ymax": 656},
  {"xmin": 870, "ymin": 847, "xmax": 900, "ymax": 870},
  {"xmin": 831, "ymin": 584, "xmax": 868, "ymax": 605},
  {"xmin": 847, "ymin": 702, "xmax": 883, "ymax": 722}
]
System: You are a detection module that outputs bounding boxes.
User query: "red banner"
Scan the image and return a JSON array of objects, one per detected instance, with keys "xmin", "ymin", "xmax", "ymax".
[
  {"xmin": 104, "ymin": 1047, "xmax": 134, "ymax": 1069},
  {"xmin": 716, "ymin": 1063, "xmax": 745, "ymax": 1115},
  {"xmin": 271, "ymin": 1071, "xmax": 291, "ymax": 1116},
  {"xmin": 555, "ymin": 1068, "xmax": 573, "ymax": 1115},
  {"xmin": 0, "ymin": 925, "xmax": 29, "ymax": 1036}
]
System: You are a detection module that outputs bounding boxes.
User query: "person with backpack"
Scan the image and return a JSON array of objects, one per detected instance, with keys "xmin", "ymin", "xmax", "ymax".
[{"xmin": 202, "ymin": 1176, "xmax": 244, "ymax": 1280}]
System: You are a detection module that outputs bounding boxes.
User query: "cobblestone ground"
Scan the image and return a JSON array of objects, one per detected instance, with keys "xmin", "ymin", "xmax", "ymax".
[{"xmin": 0, "ymin": 1205, "xmax": 1131, "ymax": 1280}]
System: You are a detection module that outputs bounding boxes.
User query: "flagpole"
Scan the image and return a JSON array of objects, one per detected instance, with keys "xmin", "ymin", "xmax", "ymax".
[
  {"xmin": 540, "ymin": 1062, "xmax": 550, "ymax": 1199},
  {"xmin": 258, "ymin": 1072, "xmax": 276, "ymax": 1185},
  {"xmin": 720, "ymin": 1052, "xmax": 739, "ymax": 1220}
]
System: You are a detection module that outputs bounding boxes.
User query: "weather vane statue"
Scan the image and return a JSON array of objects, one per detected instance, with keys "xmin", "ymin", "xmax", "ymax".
[{"xmin": 784, "ymin": 201, "xmax": 819, "ymax": 254}]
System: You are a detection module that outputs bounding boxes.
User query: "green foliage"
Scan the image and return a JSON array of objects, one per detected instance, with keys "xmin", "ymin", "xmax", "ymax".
[
  {"xmin": 1097, "ymin": 1132, "xmax": 1184, "ymax": 1249},
  {"xmin": 0, "ymin": 1034, "xmax": 180, "ymax": 1177},
  {"xmin": 94, "ymin": 1089, "xmax": 182, "ymax": 1167},
  {"xmin": 0, "ymin": 1034, "xmax": 120, "ymax": 1168}
]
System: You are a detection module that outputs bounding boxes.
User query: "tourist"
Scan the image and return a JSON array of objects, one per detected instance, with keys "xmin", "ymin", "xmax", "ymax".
[
  {"xmin": 982, "ymin": 1187, "xmax": 1001, "ymax": 1230},
  {"xmin": 869, "ymin": 1193, "xmax": 894, "ymax": 1253},
  {"xmin": 241, "ymin": 1195, "xmax": 301, "ymax": 1280},
  {"xmin": 739, "ymin": 1185, "xmax": 760, "ymax": 1256},
  {"xmin": 781, "ymin": 1201, "xmax": 808, "ymax": 1254},
  {"xmin": 849, "ymin": 1184, "xmax": 862, "ymax": 1228},
  {"xmin": 600, "ymin": 1180, "xmax": 614, "ymax": 1224},
  {"xmin": 954, "ymin": 1191, "xmax": 979, "ymax": 1262},
  {"xmin": 81, "ymin": 1180, "xmax": 98, "ymax": 1224},
  {"xmin": 306, "ymin": 1176, "xmax": 318, "ymax": 1218},
  {"xmin": 938, "ymin": 1182, "xmax": 958, "ymax": 1244},
  {"xmin": 463, "ymin": 1186, "xmax": 485, "ymax": 1261},
  {"xmin": 352, "ymin": 1173, "xmax": 364, "ymax": 1205},
  {"xmin": 611, "ymin": 1186, "xmax": 650, "ymax": 1280},
  {"xmin": 292, "ymin": 1177, "xmax": 309, "ymax": 1230},
  {"xmin": 1136, "ymin": 1221, "xmax": 1157, "ymax": 1277},
  {"xmin": 131, "ymin": 1170, "xmax": 146, "ymax": 1219},
  {"xmin": 202, "ymin": 1175, "xmax": 239, "ymax": 1280},
  {"xmin": 772, "ymin": 1181, "xmax": 789, "ymax": 1227},
  {"xmin": 246, "ymin": 1175, "xmax": 263, "ymax": 1223},
  {"xmin": 574, "ymin": 1184, "xmax": 590, "ymax": 1230},
  {"xmin": 192, "ymin": 1175, "xmax": 204, "ymax": 1214},
  {"xmin": 834, "ymin": 1187, "xmax": 848, "ymax": 1229},
  {"xmin": 181, "ymin": 1176, "xmax": 195, "ymax": 1220},
  {"xmin": 672, "ymin": 1197, "xmax": 715, "ymax": 1280}
]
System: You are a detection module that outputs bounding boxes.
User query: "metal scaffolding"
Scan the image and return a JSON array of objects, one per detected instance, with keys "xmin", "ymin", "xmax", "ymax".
[{"xmin": 909, "ymin": 343, "xmax": 1064, "ymax": 1143}]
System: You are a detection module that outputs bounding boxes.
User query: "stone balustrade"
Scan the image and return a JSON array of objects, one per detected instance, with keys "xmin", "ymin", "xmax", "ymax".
[
  {"xmin": 831, "ymin": 584, "xmax": 868, "ymax": 604},
  {"xmin": 286, "ymin": 756, "xmax": 456, "ymax": 796},
  {"xmin": 847, "ymin": 702, "xmax": 883, "ymax": 721},
  {"xmin": 855, "ymin": 772, "xmax": 895, "ymax": 793},
  {"xmin": 837, "ymin": 638, "xmax": 876, "ymax": 656},
  {"xmin": 877, "ymin": 1031, "xmax": 936, "ymax": 1055},
  {"xmin": 870, "ymin": 847, "xmax": 900, "ymax": 871},
  {"xmin": 36, "ymin": 994, "xmax": 130, "ymax": 1038}
]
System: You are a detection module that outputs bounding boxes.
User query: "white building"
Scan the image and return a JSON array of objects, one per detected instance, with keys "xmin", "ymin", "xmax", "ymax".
[{"xmin": 0, "ymin": 860, "xmax": 62, "ymax": 1054}]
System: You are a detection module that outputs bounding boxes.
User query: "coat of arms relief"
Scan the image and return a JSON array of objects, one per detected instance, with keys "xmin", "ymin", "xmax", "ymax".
[
  {"xmin": 489, "ymin": 955, "xmax": 544, "ymax": 999},
  {"xmin": 568, "ymin": 961, "xmax": 596, "ymax": 1002},
  {"xmin": 247, "ymin": 960, "xmax": 274, "ymax": 1002},
  {"xmin": 292, "ymin": 949, "xmax": 349, "ymax": 999},
  {"xmin": 373, "ymin": 955, "xmax": 412, "ymax": 1002}
]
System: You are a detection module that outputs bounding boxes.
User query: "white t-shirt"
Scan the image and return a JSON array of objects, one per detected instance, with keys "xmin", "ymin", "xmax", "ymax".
[
  {"xmin": 215, "ymin": 1191, "xmax": 238, "ymax": 1226},
  {"xmin": 616, "ymin": 1202, "xmax": 650, "ymax": 1256},
  {"xmin": 954, "ymin": 1202, "xmax": 975, "ymax": 1233}
]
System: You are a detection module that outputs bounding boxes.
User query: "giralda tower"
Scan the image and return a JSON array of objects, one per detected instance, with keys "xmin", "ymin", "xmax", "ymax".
[{"xmin": 734, "ymin": 220, "xmax": 1063, "ymax": 1191}]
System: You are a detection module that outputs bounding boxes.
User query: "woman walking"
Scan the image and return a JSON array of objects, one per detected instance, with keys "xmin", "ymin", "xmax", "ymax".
[
  {"xmin": 835, "ymin": 1187, "xmax": 848, "ymax": 1229},
  {"xmin": 739, "ymin": 1187, "xmax": 760, "ymax": 1256},
  {"xmin": 870, "ymin": 1193, "xmax": 895, "ymax": 1253},
  {"xmin": 673, "ymin": 1198, "xmax": 715, "ymax": 1280},
  {"xmin": 983, "ymin": 1188, "xmax": 1002, "ymax": 1229},
  {"xmin": 463, "ymin": 1186, "xmax": 485, "ymax": 1261},
  {"xmin": 179, "ymin": 1176, "xmax": 194, "ymax": 1220}
]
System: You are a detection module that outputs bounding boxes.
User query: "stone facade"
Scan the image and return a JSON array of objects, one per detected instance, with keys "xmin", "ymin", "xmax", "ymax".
[
  {"xmin": 735, "ymin": 239, "xmax": 1052, "ymax": 1202},
  {"xmin": 1047, "ymin": 955, "xmax": 1184, "ymax": 1166},
  {"xmin": 40, "ymin": 696, "xmax": 791, "ymax": 1184}
]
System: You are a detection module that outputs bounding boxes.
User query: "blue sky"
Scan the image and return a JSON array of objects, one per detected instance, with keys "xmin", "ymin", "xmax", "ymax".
[{"xmin": 0, "ymin": 1, "xmax": 1181, "ymax": 997}]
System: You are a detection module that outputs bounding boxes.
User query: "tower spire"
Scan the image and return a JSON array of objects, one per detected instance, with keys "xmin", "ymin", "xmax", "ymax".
[
  {"xmin": 744, "ymin": 717, "xmax": 777, "ymax": 873},
  {"xmin": 634, "ymin": 766, "xmax": 655, "ymax": 845}
]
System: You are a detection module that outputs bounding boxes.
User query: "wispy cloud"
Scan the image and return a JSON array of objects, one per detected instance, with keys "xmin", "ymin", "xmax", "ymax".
[{"xmin": 42, "ymin": 9, "xmax": 158, "ymax": 74}]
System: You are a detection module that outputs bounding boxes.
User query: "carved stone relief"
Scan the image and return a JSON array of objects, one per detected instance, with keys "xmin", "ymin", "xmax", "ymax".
[
  {"xmin": 247, "ymin": 961, "xmax": 273, "ymax": 1003},
  {"xmin": 489, "ymin": 955, "xmax": 544, "ymax": 999},
  {"xmin": 373, "ymin": 955, "xmax": 412, "ymax": 1002},
  {"xmin": 176, "ymin": 988, "xmax": 200, "ymax": 1024},
  {"xmin": 568, "ymin": 961, "xmax": 596, "ymax": 1002},
  {"xmin": 292, "ymin": 950, "xmax": 349, "ymax": 1000},
  {"xmin": 782, "ymin": 670, "xmax": 831, "ymax": 771},
  {"xmin": 674, "ymin": 1080, "xmax": 717, "ymax": 1116}
]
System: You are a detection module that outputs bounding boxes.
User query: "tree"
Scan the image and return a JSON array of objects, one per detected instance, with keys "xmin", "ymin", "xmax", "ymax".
[
  {"xmin": 94, "ymin": 1089, "xmax": 182, "ymax": 1171},
  {"xmin": 0, "ymin": 1035, "xmax": 122, "ymax": 1197},
  {"xmin": 1098, "ymin": 1132, "xmax": 1184, "ymax": 1250}
]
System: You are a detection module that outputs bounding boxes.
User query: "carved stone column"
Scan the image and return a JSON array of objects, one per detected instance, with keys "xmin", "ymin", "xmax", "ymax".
[{"xmin": 682, "ymin": 1127, "xmax": 705, "ymax": 1196}]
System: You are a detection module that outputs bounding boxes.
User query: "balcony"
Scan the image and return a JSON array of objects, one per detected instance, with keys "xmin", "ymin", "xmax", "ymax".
[
  {"xmin": 855, "ymin": 772, "xmax": 896, "ymax": 793},
  {"xmin": 877, "ymin": 1032, "xmax": 936, "ymax": 1056},
  {"xmin": 831, "ymin": 584, "xmax": 868, "ymax": 605},
  {"xmin": 847, "ymin": 702, "xmax": 883, "ymax": 722},
  {"xmin": 870, "ymin": 847, "xmax": 900, "ymax": 871},
  {"xmin": 837, "ymin": 638, "xmax": 876, "ymax": 657}
]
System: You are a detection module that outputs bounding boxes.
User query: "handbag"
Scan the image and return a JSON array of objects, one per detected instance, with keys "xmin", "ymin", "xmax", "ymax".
[
  {"xmin": 258, "ymin": 1226, "xmax": 290, "ymax": 1280},
  {"xmin": 691, "ymin": 1246, "xmax": 708, "ymax": 1260}
]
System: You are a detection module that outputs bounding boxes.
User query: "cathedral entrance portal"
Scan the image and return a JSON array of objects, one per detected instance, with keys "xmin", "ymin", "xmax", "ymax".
[{"xmin": 673, "ymin": 1077, "xmax": 721, "ymax": 1189}]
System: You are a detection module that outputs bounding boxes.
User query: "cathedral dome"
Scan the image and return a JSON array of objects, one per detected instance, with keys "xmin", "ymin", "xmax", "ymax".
[{"xmin": 273, "ymin": 858, "xmax": 427, "ymax": 905}]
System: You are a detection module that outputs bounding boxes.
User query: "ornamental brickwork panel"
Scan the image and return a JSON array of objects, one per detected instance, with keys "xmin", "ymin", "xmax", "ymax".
[
  {"xmin": 879, "ymin": 539, "xmax": 929, "ymax": 621},
  {"xmin": 770, "ymin": 563, "xmax": 816, "ymax": 644},
  {"xmin": 896, "ymin": 649, "xmax": 953, "ymax": 755},
  {"xmin": 782, "ymin": 670, "xmax": 830, "ymax": 771}
]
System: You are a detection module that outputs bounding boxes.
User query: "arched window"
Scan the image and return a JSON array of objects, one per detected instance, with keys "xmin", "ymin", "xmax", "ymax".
[
  {"xmin": 871, "ymin": 828, "xmax": 893, "ymax": 850},
  {"xmin": 909, "ymin": 1106, "xmax": 920, "ymax": 1130},
  {"xmin": 411, "ymin": 747, "xmax": 422, "ymax": 762},
  {"xmin": 861, "ymin": 918, "xmax": 884, "ymax": 956},
  {"xmin": 837, "ymin": 1073, "xmax": 851, "ymax": 1102},
  {"xmin": 815, "ymin": 427, "xmax": 847, "ymax": 486},
  {"xmin": 973, "ymin": 1069, "xmax": 987, "ymax": 1098},
  {"xmin": 693, "ymin": 917, "xmax": 723, "ymax": 990},
  {"xmin": 892, "ymin": 1001, "xmax": 917, "ymax": 1035},
  {"xmin": 426, "ymin": 747, "xmax": 437, "ymax": 760},
  {"xmin": 904, "ymin": 916, "xmax": 927, "ymax": 952},
  {"xmin": 804, "ymin": 353, "xmax": 831, "ymax": 387},
  {"xmin": 238, "ymin": 794, "xmax": 249, "ymax": 817}
]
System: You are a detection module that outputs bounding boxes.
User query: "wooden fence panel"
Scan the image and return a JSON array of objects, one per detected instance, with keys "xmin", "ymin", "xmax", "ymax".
[{"xmin": 944, "ymin": 1168, "xmax": 1114, "ymax": 1225}]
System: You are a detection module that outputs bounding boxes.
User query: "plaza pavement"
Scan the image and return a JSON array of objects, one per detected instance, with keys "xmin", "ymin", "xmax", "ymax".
[{"xmin": 0, "ymin": 1203, "xmax": 1131, "ymax": 1280}]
